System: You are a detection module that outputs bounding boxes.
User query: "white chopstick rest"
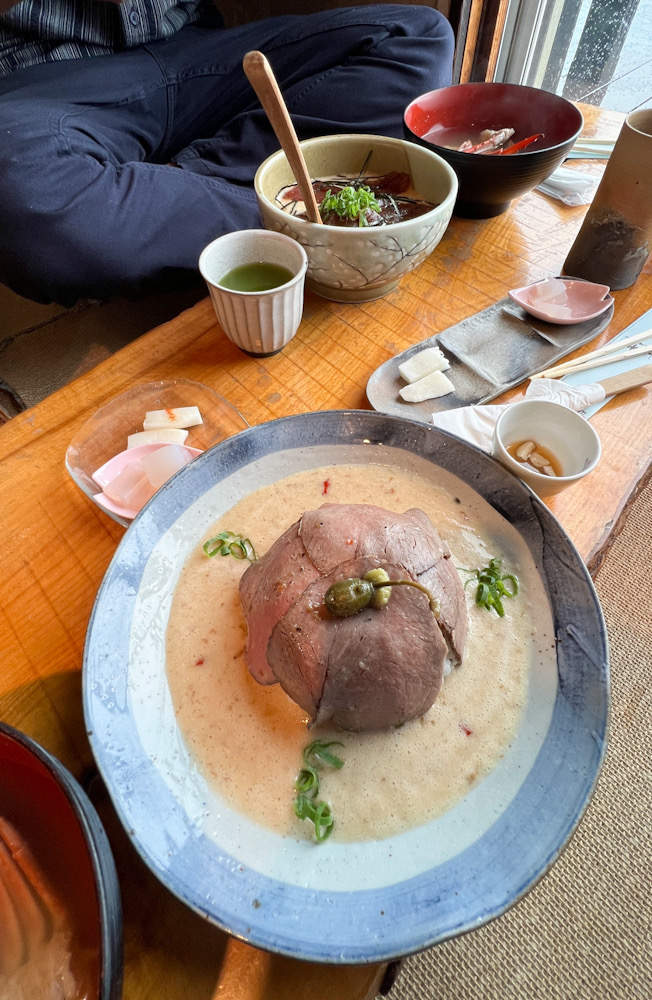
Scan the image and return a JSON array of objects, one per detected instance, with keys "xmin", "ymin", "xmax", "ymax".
[{"xmin": 143, "ymin": 406, "xmax": 203, "ymax": 430}]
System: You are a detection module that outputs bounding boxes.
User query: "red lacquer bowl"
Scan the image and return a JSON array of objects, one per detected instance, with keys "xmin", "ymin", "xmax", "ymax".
[
  {"xmin": 0, "ymin": 723, "xmax": 122, "ymax": 999},
  {"xmin": 404, "ymin": 83, "xmax": 583, "ymax": 218}
]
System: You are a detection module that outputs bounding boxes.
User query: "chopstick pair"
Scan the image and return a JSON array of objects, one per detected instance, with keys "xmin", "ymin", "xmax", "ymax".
[
  {"xmin": 567, "ymin": 137, "xmax": 616, "ymax": 159},
  {"xmin": 530, "ymin": 328, "xmax": 652, "ymax": 380}
]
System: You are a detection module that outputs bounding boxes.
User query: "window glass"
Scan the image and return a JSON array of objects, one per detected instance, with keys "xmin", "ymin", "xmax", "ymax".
[{"xmin": 497, "ymin": 0, "xmax": 652, "ymax": 111}]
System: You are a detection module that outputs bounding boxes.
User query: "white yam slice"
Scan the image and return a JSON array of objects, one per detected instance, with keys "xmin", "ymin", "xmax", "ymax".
[
  {"xmin": 143, "ymin": 406, "xmax": 202, "ymax": 430},
  {"xmin": 399, "ymin": 370, "xmax": 455, "ymax": 403},
  {"xmin": 127, "ymin": 428, "xmax": 189, "ymax": 448},
  {"xmin": 398, "ymin": 346, "xmax": 450, "ymax": 383}
]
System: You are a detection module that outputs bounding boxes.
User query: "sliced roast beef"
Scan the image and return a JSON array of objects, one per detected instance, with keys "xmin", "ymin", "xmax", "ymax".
[
  {"xmin": 299, "ymin": 504, "xmax": 467, "ymax": 666},
  {"xmin": 238, "ymin": 503, "xmax": 468, "ymax": 726},
  {"xmin": 238, "ymin": 519, "xmax": 321, "ymax": 683},
  {"xmin": 268, "ymin": 557, "xmax": 447, "ymax": 731}
]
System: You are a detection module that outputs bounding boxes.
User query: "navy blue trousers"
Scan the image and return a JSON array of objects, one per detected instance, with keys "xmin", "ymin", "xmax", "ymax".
[{"xmin": 0, "ymin": 5, "xmax": 454, "ymax": 305}]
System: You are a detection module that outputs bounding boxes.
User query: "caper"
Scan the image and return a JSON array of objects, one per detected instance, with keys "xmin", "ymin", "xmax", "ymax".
[
  {"xmin": 364, "ymin": 568, "xmax": 391, "ymax": 609},
  {"xmin": 324, "ymin": 578, "xmax": 374, "ymax": 617}
]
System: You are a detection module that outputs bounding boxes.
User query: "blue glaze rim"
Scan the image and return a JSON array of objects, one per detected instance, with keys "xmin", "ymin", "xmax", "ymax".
[{"xmin": 83, "ymin": 410, "xmax": 609, "ymax": 963}]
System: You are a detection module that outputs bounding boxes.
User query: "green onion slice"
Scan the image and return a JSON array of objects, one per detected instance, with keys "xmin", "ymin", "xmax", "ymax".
[
  {"xmin": 461, "ymin": 557, "xmax": 519, "ymax": 617},
  {"xmin": 203, "ymin": 531, "xmax": 256, "ymax": 561},
  {"xmin": 295, "ymin": 766, "xmax": 319, "ymax": 796},
  {"xmin": 303, "ymin": 740, "xmax": 344, "ymax": 771},
  {"xmin": 293, "ymin": 740, "xmax": 345, "ymax": 842}
]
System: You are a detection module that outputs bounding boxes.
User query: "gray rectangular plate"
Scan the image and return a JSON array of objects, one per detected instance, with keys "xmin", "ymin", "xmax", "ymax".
[{"xmin": 366, "ymin": 296, "xmax": 614, "ymax": 424}]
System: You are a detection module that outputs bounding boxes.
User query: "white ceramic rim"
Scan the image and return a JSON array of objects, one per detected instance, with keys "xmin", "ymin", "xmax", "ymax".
[
  {"xmin": 198, "ymin": 229, "xmax": 308, "ymax": 295},
  {"xmin": 494, "ymin": 399, "xmax": 602, "ymax": 484},
  {"xmin": 254, "ymin": 133, "xmax": 459, "ymax": 230}
]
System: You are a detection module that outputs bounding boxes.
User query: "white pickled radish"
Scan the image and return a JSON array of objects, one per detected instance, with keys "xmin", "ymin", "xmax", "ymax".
[
  {"xmin": 103, "ymin": 461, "xmax": 156, "ymax": 508},
  {"xmin": 127, "ymin": 428, "xmax": 189, "ymax": 448},
  {"xmin": 141, "ymin": 444, "xmax": 194, "ymax": 488},
  {"xmin": 143, "ymin": 406, "xmax": 202, "ymax": 430},
  {"xmin": 399, "ymin": 369, "xmax": 455, "ymax": 402},
  {"xmin": 398, "ymin": 347, "xmax": 450, "ymax": 384}
]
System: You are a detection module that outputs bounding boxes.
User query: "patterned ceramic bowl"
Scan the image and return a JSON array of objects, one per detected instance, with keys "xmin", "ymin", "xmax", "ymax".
[
  {"xmin": 83, "ymin": 410, "xmax": 608, "ymax": 964},
  {"xmin": 254, "ymin": 133, "xmax": 457, "ymax": 303}
]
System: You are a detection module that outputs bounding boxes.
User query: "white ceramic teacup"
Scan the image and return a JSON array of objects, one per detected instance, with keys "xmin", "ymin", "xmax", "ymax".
[
  {"xmin": 492, "ymin": 399, "xmax": 601, "ymax": 498},
  {"xmin": 199, "ymin": 230, "xmax": 308, "ymax": 357}
]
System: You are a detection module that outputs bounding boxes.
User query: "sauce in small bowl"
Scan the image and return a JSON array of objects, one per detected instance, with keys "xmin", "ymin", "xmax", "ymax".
[{"xmin": 492, "ymin": 399, "xmax": 601, "ymax": 497}]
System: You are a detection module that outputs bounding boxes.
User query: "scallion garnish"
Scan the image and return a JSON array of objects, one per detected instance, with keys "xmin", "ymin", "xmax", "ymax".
[
  {"xmin": 295, "ymin": 765, "xmax": 319, "ymax": 796},
  {"xmin": 461, "ymin": 557, "xmax": 519, "ymax": 617},
  {"xmin": 320, "ymin": 185, "xmax": 380, "ymax": 226},
  {"xmin": 203, "ymin": 531, "xmax": 256, "ymax": 561},
  {"xmin": 304, "ymin": 740, "xmax": 345, "ymax": 771},
  {"xmin": 293, "ymin": 740, "xmax": 344, "ymax": 842}
]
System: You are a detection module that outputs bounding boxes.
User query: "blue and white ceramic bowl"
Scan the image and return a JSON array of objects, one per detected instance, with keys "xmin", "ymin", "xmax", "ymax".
[{"xmin": 83, "ymin": 410, "xmax": 609, "ymax": 963}]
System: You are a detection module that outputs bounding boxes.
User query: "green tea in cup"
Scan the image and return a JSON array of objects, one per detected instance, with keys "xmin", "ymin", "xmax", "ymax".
[
  {"xmin": 199, "ymin": 229, "xmax": 308, "ymax": 355},
  {"xmin": 219, "ymin": 262, "xmax": 294, "ymax": 292}
]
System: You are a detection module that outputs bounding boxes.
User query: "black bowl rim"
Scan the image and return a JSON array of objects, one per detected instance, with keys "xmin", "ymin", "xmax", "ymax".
[{"xmin": 404, "ymin": 82, "xmax": 584, "ymax": 157}]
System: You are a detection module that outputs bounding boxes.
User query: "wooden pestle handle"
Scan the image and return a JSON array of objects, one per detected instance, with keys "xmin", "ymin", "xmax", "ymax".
[{"xmin": 243, "ymin": 50, "xmax": 323, "ymax": 225}]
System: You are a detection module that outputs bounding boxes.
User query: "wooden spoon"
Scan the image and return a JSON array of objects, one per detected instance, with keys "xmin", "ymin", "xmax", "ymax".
[{"xmin": 243, "ymin": 50, "xmax": 323, "ymax": 225}]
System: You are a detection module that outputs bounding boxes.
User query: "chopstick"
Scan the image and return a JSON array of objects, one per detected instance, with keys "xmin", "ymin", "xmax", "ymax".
[
  {"xmin": 530, "ymin": 329, "xmax": 652, "ymax": 379},
  {"xmin": 567, "ymin": 137, "xmax": 616, "ymax": 159}
]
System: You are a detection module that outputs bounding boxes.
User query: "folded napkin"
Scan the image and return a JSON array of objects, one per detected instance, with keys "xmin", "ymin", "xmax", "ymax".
[
  {"xmin": 430, "ymin": 378, "xmax": 605, "ymax": 453},
  {"xmin": 536, "ymin": 165, "xmax": 599, "ymax": 206}
]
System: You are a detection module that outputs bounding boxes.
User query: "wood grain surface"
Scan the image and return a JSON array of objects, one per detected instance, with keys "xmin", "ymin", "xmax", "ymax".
[{"xmin": 0, "ymin": 104, "xmax": 649, "ymax": 1000}]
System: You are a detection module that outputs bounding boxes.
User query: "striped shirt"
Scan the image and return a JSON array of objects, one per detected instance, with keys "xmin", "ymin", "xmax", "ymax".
[{"xmin": 0, "ymin": 0, "xmax": 205, "ymax": 77}]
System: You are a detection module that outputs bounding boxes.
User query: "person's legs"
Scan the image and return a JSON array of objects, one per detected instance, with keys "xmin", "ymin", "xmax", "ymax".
[
  {"xmin": 171, "ymin": 4, "xmax": 455, "ymax": 178},
  {"xmin": 0, "ymin": 5, "xmax": 453, "ymax": 305}
]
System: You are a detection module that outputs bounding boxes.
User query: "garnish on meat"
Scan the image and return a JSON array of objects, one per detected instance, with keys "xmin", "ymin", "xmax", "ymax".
[
  {"xmin": 238, "ymin": 503, "xmax": 468, "ymax": 732},
  {"xmin": 461, "ymin": 557, "xmax": 519, "ymax": 616},
  {"xmin": 277, "ymin": 170, "xmax": 436, "ymax": 227},
  {"xmin": 324, "ymin": 571, "xmax": 440, "ymax": 618},
  {"xmin": 293, "ymin": 740, "xmax": 344, "ymax": 842}
]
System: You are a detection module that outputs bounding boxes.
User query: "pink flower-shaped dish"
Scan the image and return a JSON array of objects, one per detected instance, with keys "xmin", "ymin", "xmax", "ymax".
[{"xmin": 508, "ymin": 277, "xmax": 613, "ymax": 325}]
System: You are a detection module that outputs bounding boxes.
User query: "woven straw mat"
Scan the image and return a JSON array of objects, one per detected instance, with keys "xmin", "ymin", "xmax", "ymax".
[{"xmin": 385, "ymin": 478, "xmax": 652, "ymax": 1000}]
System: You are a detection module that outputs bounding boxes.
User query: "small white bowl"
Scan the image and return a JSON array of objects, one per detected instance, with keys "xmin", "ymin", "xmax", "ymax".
[
  {"xmin": 508, "ymin": 276, "xmax": 613, "ymax": 325},
  {"xmin": 492, "ymin": 399, "xmax": 601, "ymax": 498}
]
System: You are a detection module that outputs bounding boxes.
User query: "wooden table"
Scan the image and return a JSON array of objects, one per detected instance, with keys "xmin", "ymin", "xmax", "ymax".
[{"xmin": 0, "ymin": 104, "xmax": 650, "ymax": 1000}]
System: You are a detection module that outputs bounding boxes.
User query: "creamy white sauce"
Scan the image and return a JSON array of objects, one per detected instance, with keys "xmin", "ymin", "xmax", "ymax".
[{"xmin": 166, "ymin": 463, "xmax": 555, "ymax": 843}]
